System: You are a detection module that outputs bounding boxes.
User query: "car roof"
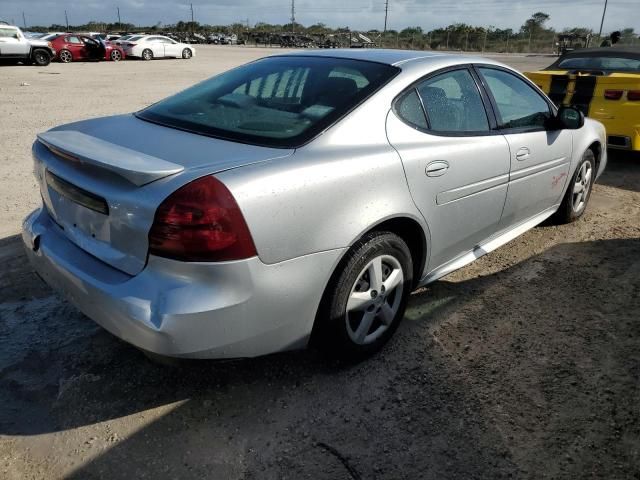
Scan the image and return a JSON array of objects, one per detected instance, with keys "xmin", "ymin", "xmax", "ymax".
[
  {"xmin": 560, "ymin": 46, "xmax": 640, "ymax": 58},
  {"xmin": 276, "ymin": 48, "xmax": 490, "ymax": 66}
]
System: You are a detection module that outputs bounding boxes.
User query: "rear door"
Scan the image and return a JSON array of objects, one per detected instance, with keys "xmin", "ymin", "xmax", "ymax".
[
  {"xmin": 386, "ymin": 67, "xmax": 511, "ymax": 271},
  {"xmin": 476, "ymin": 66, "xmax": 572, "ymax": 227},
  {"xmin": 146, "ymin": 36, "xmax": 165, "ymax": 57},
  {"xmin": 65, "ymin": 36, "xmax": 87, "ymax": 59}
]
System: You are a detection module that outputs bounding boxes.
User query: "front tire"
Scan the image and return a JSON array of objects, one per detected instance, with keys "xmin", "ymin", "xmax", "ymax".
[
  {"xmin": 315, "ymin": 232, "xmax": 413, "ymax": 358},
  {"xmin": 32, "ymin": 49, "xmax": 51, "ymax": 66},
  {"xmin": 141, "ymin": 48, "xmax": 153, "ymax": 61},
  {"xmin": 182, "ymin": 48, "xmax": 192, "ymax": 59},
  {"xmin": 552, "ymin": 149, "xmax": 596, "ymax": 224}
]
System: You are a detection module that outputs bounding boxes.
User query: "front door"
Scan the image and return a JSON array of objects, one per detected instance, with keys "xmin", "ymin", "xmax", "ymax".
[
  {"xmin": 0, "ymin": 27, "xmax": 29, "ymax": 56},
  {"xmin": 386, "ymin": 67, "xmax": 511, "ymax": 272},
  {"xmin": 476, "ymin": 66, "xmax": 572, "ymax": 226}
]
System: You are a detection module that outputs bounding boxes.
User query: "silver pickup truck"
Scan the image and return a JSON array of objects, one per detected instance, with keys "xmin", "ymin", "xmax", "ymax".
[{"xmin": 0, "ymin": 24, "xmax": 56, "ymax": 66}]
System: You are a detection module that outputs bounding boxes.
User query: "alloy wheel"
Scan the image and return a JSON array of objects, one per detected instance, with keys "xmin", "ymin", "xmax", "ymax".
[
  {"xmin": 111, "ymin": 50, "xmax": 122, "ymax": 61},
  {"xmin": 60, "ymin": 50, "xmax": 72, "ymax": 63},
  {"xmin": 572, "ymin": 161, "xmax": 593, "ymax": 213},
  {"xmin": 345, "ymin": 255, "xmax": 404, "ymax": 345}
]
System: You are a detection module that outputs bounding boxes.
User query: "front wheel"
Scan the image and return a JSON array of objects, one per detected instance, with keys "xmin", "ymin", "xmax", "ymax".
[
  {"xmin": 141, "ymin": 48, "xmax": 153, "ymax": 61},
  {"xmin": 182, "ymin": 48, "xmax": 192, "ymax": 59},
  {"xmin": 552, "ymin": 149, "xmax": 596, "ymax": 224},
  {"xmin": 315, "ymin": 232, "xmax": 413, "ymax": 358},
  {"xmin": 32, "ymin": 49, "xmax": 51, "ymax": 66}
]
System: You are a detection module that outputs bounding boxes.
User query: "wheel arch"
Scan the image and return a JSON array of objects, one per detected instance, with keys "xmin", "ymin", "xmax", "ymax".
[{"xmin": 309, "ymin": 214, "xmax": 429, "ymax": 346}]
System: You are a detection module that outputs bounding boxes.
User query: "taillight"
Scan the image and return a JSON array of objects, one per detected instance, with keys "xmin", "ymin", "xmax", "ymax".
[
  {"xmin": 125, "ymin": 42, "xmax": 136, "ymax": 47},
  {"xmin": 604, "ymin": 89, "xmax": 623, "ymax": 100},
  {"xmin": 628, "ymin": 90, "xmax": 640, "ymax": 101},
  {"xmin": 148, "ymin": 175, "xmax": 257, "ymax": 262}
]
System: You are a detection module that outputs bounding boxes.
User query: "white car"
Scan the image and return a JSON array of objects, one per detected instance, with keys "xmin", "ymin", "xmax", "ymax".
[
  {"xmin": 0, "ymin": 24, "xmax": 56, "ymax": 65},
  {"xmin": 121, "ymin": 35, "xmax": 195, "ymax": 60}
]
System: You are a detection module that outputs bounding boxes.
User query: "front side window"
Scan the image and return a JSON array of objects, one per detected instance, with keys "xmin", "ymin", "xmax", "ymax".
[
  {"xmin": 137, "ymin": 56, "xmax": 399, "ymax": 147},
  {"xmin": 0, "ymin": 28, "xmax": 19, "ymax": 39},
  {"xmin": 479, "ymin": 67, "xmax": 550, "ymax": 129}
]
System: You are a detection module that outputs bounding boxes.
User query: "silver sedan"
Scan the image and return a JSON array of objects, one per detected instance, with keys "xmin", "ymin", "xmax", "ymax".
[{"xmin": 23, "ymin": 49, "xmax": 606, "ymax": 359}]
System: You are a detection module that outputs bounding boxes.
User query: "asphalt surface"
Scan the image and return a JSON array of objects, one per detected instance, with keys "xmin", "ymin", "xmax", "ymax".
[{"xmin": 0, "ymin": 46, "xmax": 639, "ymax": 479}]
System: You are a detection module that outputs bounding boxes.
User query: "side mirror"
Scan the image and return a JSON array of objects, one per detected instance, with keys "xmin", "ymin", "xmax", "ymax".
[{"xmin": 557, "ymin": 106, "xmax": 585, "ymax": 129}]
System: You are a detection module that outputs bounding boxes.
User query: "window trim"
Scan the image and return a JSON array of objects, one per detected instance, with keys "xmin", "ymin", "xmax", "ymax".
[
  {"xmin": 473, "ymin": 64, "xmax": 557, "ymax": 134},
  {"xmin": 392, "ymin": 64, "xmax": 500, "ymax": 137}
]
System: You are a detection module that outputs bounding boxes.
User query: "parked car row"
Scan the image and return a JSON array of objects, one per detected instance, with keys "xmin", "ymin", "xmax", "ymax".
[{"xmin": 0, "ymin": 25, "xmax": 196, "ymax": 65}]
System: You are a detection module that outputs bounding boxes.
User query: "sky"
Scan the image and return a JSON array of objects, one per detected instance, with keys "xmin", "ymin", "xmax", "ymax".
[{"xmin": 1, "ymin": 0, "xmax": 638, "ymax": 33}]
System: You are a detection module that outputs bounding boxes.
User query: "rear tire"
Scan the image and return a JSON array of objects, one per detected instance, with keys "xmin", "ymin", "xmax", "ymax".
[
  {"xmin": 552, "ymin": 149, "xmax": 596, "ymax": 224},
  {"xmin": 314, "ymin": 231, "xmax": 413, "ymax": 359},
  {"xmin": 110, "ymin": 49, "xmax": 122, "ymax": 61},
  {"xmin": 32, "ymin": 49, "xmax": 51, "ymax": 66},
  {"xmin": 58, "ymin": 49, "xmax": 73, "ymax": 63},
  {"xmin": 142, "ymin": 48, "xmax": 153, "ymax": 61}
]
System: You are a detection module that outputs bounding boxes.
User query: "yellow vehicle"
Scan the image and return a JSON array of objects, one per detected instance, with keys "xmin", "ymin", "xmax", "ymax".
[{"xmin": 526, "ymin": 46, "xmax": 640, "ymax": 151}]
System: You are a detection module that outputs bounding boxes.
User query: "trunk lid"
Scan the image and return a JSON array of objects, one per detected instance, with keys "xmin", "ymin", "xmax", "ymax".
[{"xmin": 34, "ymin": 114, "xmax": 293, "ymax": 275}]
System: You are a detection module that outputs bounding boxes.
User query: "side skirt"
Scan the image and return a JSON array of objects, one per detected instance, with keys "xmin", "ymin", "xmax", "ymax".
[{"xmin": 419, "ymin": 204, "xmax": 559, "ymax": 286}]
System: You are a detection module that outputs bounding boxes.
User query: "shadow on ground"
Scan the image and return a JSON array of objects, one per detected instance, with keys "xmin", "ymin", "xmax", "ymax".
[
  {"xmin": 1, "ymin": 232, "xmax": 638, "ymax": 479},
  {"xmin": 598, "ymin": 150, "xmax": 640, "ymax": 193}
]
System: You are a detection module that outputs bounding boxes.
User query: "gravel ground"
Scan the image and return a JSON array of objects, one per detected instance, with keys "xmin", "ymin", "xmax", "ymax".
[{"xmin": 0, "ymin": 46, "xmax": 639, "ymax": 479}]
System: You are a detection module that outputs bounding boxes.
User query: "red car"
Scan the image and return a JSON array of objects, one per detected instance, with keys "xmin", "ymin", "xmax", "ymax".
[{"xmin": 50, "ymin": 34, "xmax": 125, "ymax": 63}]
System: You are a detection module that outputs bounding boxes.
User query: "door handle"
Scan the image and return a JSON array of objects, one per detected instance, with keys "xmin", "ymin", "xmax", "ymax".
[
  {"xmin": 516, "ymin": 147, "xmax": 531, "ymax": 161},
  {"xmin": 425, "ymin": 160, "xmax": 449, "ymax": 177}
]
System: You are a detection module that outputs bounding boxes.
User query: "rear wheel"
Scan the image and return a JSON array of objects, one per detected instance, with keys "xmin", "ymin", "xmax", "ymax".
[
  {"xmin": 552, "ymin": 149, "xmax": 596, "ymax": 224},
  {"xmin": 315, "ymin": 231, "xmax": 413, "ymax": 358},
  {"xmin": 141, "ymin": 48, "xmax": 153, "ymax": 61},
  {"xmin": 58, "ymin": 49, "xmax": 73, "ymax": 63},
  {"xmin": 182, "ymin": 48, "xmax": 192, "ymax": 59},
  {"xmin": 32, "ymin": 48, "xmax": 51, "ymax": 66},
  {"xmin": 110, "ymin": 49, "xmax": 122, "ymax": 61}
]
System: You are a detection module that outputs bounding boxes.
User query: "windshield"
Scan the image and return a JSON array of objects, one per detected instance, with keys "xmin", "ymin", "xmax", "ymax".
[
  {"xmin": 136, "ymin": 56, "xmax": 399, "ymax": 148},
  {"xmin": 557, "ymin": 56, "xmax": 640, "ymax": 72}
]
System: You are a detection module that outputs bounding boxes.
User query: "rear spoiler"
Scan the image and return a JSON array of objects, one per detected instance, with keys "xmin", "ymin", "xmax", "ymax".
[{"xmin": 37, "ymin": 130, "xmax": 184, "ymax": 186}]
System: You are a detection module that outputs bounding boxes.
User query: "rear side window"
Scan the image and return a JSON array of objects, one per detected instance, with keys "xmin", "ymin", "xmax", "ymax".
[
  {"xmin": 67, "ymin": 36, "xmax": 82, "ymax": 44},
  {"xmin": 479, "ymin": 67, "xmax": 550, "ymax": 129},
  {"xmin": 394, "ymin": 68, "xmax": 489, "ymax": 133},
  {"xmin": 137, "ymin": 56, "xmax": 399, "ymax": 148}
]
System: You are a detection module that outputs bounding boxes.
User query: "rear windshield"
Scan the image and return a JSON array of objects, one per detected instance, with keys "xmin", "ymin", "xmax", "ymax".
[
  {"xmin": 557, "ymin": 56, "xmax": 640, "ymax": 72},
  {"xmin": 136, "ymin": 56, "xmax": 399, "ymax": 148}
]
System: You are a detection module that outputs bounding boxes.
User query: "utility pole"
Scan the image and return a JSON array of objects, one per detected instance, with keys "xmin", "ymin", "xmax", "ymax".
[
  {"xmin": 383, "ymin": 0, "xmax": 389, "ymax": 33},
  {"xmin": 483, "ymin": 28, "xmax": 488, "ymax": 52},
  {"xmin": 598, "ymin": 0, "xmax": 608, "ymax": 38},
  {"xmin": 117, "ymin": 6, "xmax": 121, "ymax": 29},
  {"xmin": 22, "ymin": 11, "xmax": 26, "ymax": 29},
  {"xmin": 290, "ymin": 0, "xmax": 295, "ymax": 34},
  {"xmin": 65, "ymin": 10, "xmax": 69, "ymax": 31},
  {"xmin": 190, "ymin": 3, "xmax": 194, "ymax": 23}
]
